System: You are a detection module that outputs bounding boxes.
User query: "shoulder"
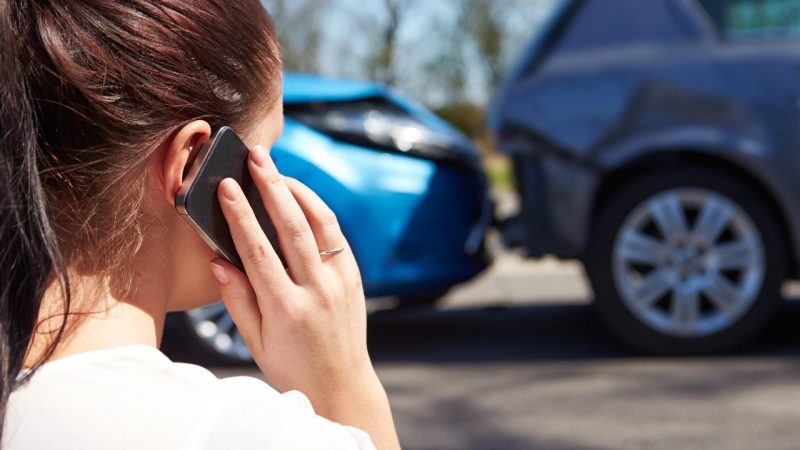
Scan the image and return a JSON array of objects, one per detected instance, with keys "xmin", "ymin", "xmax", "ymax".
[
  {"xmin": 6, "ymin": 346, "xmax": 375, "ymax": 450},
  {"xmin": 204, "ymin": 376, "xmax": 376, "ymax": 450}
]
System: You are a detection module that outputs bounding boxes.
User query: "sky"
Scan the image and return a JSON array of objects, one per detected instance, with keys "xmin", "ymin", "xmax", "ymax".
[{"xmin": 263, "ymin": 0, "xmax": 560, "ymax": 107}]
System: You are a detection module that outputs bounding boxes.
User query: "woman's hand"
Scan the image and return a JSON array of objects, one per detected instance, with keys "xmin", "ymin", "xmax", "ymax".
[{"xmin": 207, "ymin": 145, "xmax": 400, "ymax": 450}]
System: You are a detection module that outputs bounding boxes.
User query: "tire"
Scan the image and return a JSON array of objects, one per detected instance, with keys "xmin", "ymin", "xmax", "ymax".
[
  {"xmin": 395, "ymin": 289, "xmax": 450, "ymax": 309},
  {"xmin": 161, "ymin": 305, "xmax": 254, "ymax": 367},
  {"xmin": 585, "ymin": 166, "xmax": 788, "ymax": 355}
]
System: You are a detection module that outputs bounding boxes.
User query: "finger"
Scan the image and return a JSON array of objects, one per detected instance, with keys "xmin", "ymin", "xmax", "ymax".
[
  {"xmin": 283, "ymin": 178, "xmax": 348, "ymax": 255},
  {"xmin": 284, "ymin": 178, "xmax": 361, "ymax": 283},
  {"xmin": 218, "ymin": 178, "xmax": 291, "ymax": 298},
  {"xmin": 209, "ymin": 258, "xmax": 263, "ymax": 355},
  {"xmin": 247, "ymin": 145, "xmax": 321, "ymax": 283}
]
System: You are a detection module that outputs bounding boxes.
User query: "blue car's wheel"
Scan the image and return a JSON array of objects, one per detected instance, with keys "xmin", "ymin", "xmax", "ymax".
[{"xmin": 162, "ymin": 306, "xmax": 253, "ymax": 366}]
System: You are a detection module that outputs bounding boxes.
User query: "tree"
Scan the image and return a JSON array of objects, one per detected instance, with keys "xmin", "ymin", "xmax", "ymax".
[
  {"xmin": 418, "ymin": 19, "xmax": 469, "ymax": 106},
  {"xmin": 262, "ymin": 0, "xmax": 330, "ymax": 73},
  {"xmin": 360, "ymin": 0, "xmax": 416, "ymax": 86},
  {"xmin": 461, "ymin": 0, "xmax": 508, "ymax": 90}
]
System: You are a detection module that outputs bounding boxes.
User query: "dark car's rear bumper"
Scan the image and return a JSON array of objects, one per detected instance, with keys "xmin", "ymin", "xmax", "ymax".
[{"xmin": 503, "ymin": 152, "xmax": 600, "ymax": 259}]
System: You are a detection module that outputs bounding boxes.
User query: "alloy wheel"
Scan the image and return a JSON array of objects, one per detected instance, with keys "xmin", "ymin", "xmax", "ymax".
[
  {"xmin": 186, "ymin": 303, "xmax": 253, "ymax": 362},
  {"xmin": 612, "ymin": 188, "xmax": 765, "ymax": 338}
]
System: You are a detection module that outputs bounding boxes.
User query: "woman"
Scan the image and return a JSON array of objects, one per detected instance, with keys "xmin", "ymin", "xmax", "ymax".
[{"xmin": 0, "ymin": 1, "xmax": 400, "ymax": 449}]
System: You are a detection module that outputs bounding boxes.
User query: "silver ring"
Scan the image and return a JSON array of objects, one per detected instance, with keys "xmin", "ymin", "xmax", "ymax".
[{"xmin": 319, "ymin": 247, "xmax": 345, "ymax": 256}]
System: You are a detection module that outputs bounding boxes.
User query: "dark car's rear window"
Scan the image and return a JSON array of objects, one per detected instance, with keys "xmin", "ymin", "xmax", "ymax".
[{"xmin": 699, "ymin": 0, "xmax": 800, "ymax": 38}]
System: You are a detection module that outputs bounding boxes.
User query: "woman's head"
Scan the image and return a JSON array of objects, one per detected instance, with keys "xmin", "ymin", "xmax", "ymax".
[
  {"xmin": 1, "ymin": 0, "xmax": 283, "ymax": 430},
  {"xmin": 20, "ymin": 0, "xmax": 282, "ymax": 280}
]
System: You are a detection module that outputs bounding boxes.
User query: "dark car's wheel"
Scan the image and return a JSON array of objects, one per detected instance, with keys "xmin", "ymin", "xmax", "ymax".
[
  {"xmin": 586, "ymin": 167, "xmax": 788, "ymax": 354},
  {"xmin": 162, "ymin": 303, "xmax": 254, "ymax": 366}
]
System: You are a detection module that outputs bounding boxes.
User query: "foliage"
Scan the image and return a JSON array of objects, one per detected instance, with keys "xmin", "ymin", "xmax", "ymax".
[
  {"xmin": 433, "ymin": 103, "xmax": 486, "ymax": 139},
  {"xmin": 261, "ymin": 0, "xmax": 558, "ymax": 160}
]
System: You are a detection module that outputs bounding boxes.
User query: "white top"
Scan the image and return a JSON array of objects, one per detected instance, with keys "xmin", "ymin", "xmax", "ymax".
[{"xmin": 2, "ymin": 345, "xmax": 375, "ymax": 450}]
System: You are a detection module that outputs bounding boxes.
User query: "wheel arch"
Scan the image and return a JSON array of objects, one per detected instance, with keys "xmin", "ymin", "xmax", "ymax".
[{"xmin": 589, "ymin": 150, "xmax": 798, "ymax": 275}]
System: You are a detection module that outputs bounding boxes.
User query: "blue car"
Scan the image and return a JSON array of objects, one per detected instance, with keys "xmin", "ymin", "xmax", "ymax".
[{"xmin": 164, "ymin": 73, "xmax": 493, "ymax": 364}]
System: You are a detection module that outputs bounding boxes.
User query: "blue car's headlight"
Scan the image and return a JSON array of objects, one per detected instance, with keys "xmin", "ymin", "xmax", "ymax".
[{"xmin": 286, "ymin": 98, "xmax": 477, "ymax": 165}]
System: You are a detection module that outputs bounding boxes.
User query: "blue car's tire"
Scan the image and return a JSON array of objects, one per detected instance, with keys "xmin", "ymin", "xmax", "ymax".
[{"xmin": 586, "ymin": 166, "xmax": 788, "ymax": 355}]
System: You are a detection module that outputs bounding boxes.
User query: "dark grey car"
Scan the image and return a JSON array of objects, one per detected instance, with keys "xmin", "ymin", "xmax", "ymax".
[{"xmin": 489, "ymin": 0, "xmax": 800, "ymax": 353}]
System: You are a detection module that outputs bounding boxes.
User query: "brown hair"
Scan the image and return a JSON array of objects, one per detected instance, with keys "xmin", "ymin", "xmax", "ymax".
[{"xmin": 0, "ymin": 0, "xmax": 281, "ymax": 438}]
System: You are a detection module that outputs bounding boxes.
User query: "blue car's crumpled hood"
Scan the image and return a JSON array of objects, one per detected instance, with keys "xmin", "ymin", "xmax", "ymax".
[
  {"xmin": 282, "ymin": 73, "xmax": 481, "ymax": 166},
  {"xmin": 283, "ymin": 73, "xmax": 386, "ymax": 104}
]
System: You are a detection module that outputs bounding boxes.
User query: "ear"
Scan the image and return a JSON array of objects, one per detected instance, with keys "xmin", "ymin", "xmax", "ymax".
[{"xmin": 158, "ymin": 120, "xmax": 212, "ymax": 206}]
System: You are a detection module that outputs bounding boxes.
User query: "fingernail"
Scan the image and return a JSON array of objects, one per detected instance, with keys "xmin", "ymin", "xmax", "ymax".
[
  {"xmin": 220, "ymin": 178, "xmax": 240, "ymax": 202},
  {"xmin": 210, "ymin": 260, "xmax": 230, "ymax": 284},
  {"xmin": 249, "ymin": 145, "xmax": 270, "ymax": 167}
]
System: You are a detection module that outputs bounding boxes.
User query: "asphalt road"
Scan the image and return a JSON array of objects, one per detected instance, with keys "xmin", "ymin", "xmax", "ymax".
[{"xmin": 212, "ymin": 254, "xmax": 800, "ymax": 450}]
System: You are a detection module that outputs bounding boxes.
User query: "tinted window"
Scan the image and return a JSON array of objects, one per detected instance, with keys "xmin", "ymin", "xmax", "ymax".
[
  {"xmin": 556, "ymin": 0, "xmax": 697, "ymax": 53},
  {"xmin": 700, "ymin": 0, "xmax": 800, "ymax": 38}
]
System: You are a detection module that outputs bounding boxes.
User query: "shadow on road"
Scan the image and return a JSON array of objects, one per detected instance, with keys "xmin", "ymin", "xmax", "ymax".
[{"xmin": 367, "ymin": 298, "xmax": 800, "ymax": 363}]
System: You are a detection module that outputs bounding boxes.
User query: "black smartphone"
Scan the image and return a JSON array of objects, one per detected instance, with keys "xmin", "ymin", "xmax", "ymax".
[{"xmin": 176, "ymin": 126, "xmax": 282, "ymax": 271}]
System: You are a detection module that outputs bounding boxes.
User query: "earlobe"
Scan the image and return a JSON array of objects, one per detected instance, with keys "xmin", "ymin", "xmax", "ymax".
[{"xmin": 161, "ymin": 120, "xmax": 212, "ymax": 206}]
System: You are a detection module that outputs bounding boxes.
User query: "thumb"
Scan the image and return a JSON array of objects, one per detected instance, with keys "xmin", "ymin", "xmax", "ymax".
[{"xmin": 209, "ymin": 258, "xmax": 263, "ymax": 355}]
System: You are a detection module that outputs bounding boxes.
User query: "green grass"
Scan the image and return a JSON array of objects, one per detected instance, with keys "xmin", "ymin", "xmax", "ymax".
[{"xmin": 485, "ymin": 156, "xmax": 513, "ymax": 191}]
